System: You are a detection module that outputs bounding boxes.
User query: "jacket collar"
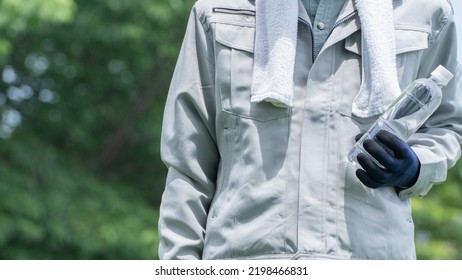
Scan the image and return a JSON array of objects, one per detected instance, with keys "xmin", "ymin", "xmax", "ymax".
[
  {"xmin": 297, "ymin": 0, "xmax": 357, "ymax": 27},
  {"xmin": 296, "ymin": 0, "xmax": 361, "ymax": 58},
  {"xmin": 321, "ymin": 0, "xmax": 360, "ymax": 53},
  {"xmin": 297, "ymin": 0, "xmax": 310, "ymax": 25}
]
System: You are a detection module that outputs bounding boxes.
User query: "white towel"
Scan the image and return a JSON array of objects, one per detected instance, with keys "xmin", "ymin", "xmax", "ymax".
[
  {"xmin": 352, "ymin": 0, "xmax": 401, "ymax": 117},
  {"xmin": 250, "ymin": 0, "xmax": 298, "ymax": 107},
  {"xmin": 251, "ymin": 0, "xmax": 402, "ymax": 118}
]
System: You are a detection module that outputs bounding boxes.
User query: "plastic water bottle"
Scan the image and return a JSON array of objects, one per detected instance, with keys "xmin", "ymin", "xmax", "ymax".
[{"xmin": 348, "ymin": 65, "xmax": 454, "ymax": 167}]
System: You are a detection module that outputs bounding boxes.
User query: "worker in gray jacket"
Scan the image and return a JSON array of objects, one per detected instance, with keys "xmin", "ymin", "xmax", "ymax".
[{"xmin": 158, "ymin": 0, "xmax": 462, "ymax": 259}]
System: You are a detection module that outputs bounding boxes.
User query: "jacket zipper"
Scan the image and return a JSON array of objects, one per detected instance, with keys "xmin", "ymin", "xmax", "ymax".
[
  {"xmin": 299, "ymin": 17, "xmax": 316, "ymax": 63},
  {"xmin": 212, "ymin": 7, "xmax": 256, "ymax": 17},
  {"xmin": 327, "ymin": 10, "xmax": 358, "ymax": 39}
]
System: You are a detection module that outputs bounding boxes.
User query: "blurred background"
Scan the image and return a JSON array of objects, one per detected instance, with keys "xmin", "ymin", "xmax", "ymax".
[{"xmin": 0, "ymin": 0, "xmax": 461, "ymax": 260}]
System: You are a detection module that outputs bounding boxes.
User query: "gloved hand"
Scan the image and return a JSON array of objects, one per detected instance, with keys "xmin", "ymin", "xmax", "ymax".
[{"xmin": 355, "ymin": 130, "xmax": 421, "ymax": 189}]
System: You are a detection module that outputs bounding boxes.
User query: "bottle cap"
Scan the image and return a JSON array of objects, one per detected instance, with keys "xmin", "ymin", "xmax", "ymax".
[{"xmin": 431, "ymin": 65, "xmax": 454, "ymax": 87}]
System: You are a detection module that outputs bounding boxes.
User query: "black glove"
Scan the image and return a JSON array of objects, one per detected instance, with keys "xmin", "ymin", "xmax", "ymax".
[{"xmin": 355, "ymin": 130, "xmax": 421, "ymax": 189}]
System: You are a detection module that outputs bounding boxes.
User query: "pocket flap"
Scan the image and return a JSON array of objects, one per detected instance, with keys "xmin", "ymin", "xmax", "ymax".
[
  {"xmin": 394, "ymin": 29, "xmax": 429, "ymax": 54},
  {"xmin": 345, "ymin": 29, "xmax": 429, "ymax": 55},
  {"xmin": 215, "ymin": 23, "xmax": 255, "ymax": 53}
]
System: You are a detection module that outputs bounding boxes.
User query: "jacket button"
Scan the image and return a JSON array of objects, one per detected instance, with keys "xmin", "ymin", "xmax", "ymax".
[{"xmin": 317, "ymin": 22, "xmax": 325, "ymax": 30}]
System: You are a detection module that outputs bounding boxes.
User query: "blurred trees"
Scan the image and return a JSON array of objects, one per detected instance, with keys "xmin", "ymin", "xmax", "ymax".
[
  {"xmin": 0, "ymin": 0, "xmax": 461, "ymax": 260},
  {"xmin": 0, "ymin": 0, "xmax": 195, "ymax": 259},
  {"xmin": 413, "ymin": 166, "xmax": 462, "ymax": 259}
]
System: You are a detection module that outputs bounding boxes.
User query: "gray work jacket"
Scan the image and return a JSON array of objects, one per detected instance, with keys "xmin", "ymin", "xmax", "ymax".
[{"xmin": 158, "ymin": 0, "xmax": 462, "ymax": 259}]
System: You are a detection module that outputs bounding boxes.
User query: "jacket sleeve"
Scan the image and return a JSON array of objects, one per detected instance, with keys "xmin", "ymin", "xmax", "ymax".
[
  {"xmin": 399, "ymin": 4, "xmax": 462, "ymax": 200},
  {"xmin": 158, "ymin": 3, "xmax": 218, "ymax": 259}
]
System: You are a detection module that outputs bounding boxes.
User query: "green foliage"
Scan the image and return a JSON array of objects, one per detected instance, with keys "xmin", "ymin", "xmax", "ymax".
[
  {"xmin": 0, "ymin": 0, "xmax": 195, "ymax": 259},
  {"xmin": 0, "ymin": 133, "xmax": 157, "ymax": 259},
  {"xmin": 0, "ymin": 0, "xmax": 75, "ymax": 32},
  {"xmin": 413, "ymin": 161, "xmax": 462, "ymax": 259},
  {"xmin": 0, "ymin": 0, "xmax": 75, "ymax": 61}
]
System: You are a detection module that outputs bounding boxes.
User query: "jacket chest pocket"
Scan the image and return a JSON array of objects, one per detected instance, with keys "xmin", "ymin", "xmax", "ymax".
[
  {"xmin": 214, "ymin": 22, "xmax": 292, "ymax": 122},
  {"xmin": 339, "ymin": 28, "xmax": 429, "ymax": 132},
  {"xmin": 344, "ymin": 28, "xmax": 429, "ymax": 91}
]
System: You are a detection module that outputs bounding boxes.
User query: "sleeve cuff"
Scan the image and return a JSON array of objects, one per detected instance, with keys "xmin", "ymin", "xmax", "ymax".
[{"xmin": 398, "ymin": 146, "xmax": 447, "ymax": 200}]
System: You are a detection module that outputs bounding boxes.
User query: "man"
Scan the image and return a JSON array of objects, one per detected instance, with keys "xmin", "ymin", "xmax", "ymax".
[{"xmin": 158, "ymin": 0, "xmax": 462, "ymax": 259}]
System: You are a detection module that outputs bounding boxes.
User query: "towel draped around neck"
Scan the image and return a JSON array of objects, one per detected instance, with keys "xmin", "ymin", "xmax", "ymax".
[{"xmin": 251, "ymin": 0, "xmax": 401, "ymax": 118}]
